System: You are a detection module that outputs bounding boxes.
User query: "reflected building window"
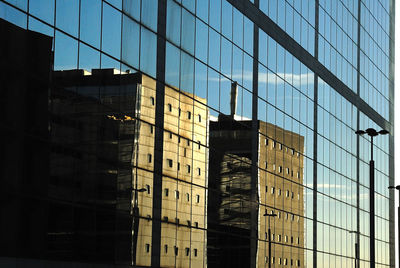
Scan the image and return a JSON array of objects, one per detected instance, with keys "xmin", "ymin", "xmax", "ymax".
[
  {"xmin": 167, "ymin": 159, "xmax": 173, "ymax": 168},
  {"xmin": 146, "ymin": 185, "xmax": 151, "ymax": 194}
]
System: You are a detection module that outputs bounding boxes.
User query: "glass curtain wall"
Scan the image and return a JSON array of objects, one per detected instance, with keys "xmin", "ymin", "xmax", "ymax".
[{"xmin": 0, "ymin": 0, "xmax": 394, "ymax": 267}]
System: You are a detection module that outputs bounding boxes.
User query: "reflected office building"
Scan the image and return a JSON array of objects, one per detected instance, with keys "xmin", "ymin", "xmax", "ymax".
[
  {"xmin": 50, "ymin": 69, "xmax": 208, "ymax": 267},
  {"xmin": 208, "ymin": 86, "xmax": 304, "ymax": 267}
]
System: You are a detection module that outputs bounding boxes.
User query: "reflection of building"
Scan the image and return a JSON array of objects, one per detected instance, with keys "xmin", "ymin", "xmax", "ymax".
[
  {"xmin": 159, "ymin": 86, "xmax": 208, "ymax": 268},
  {"xmin": 51, "ymin": 69, "xmax": 208, "ymax": 267},
  {"xmin": 208, "ymin": 115, "xmax": 304, "ymax": 267}
]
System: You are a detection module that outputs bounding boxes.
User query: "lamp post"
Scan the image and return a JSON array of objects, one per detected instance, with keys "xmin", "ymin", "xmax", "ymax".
[
  {"xmin": 355, "ymin": 128, "xmax": 389, "ymax": 267},
  {"xmin": 264, "ymin": 211, "xmax": 277, "ymax": 268},
  {"xmin": 388, "ymin": 185, "xmax": 400, "ymax": 267},
  {"xmin": 349, "ymin": 230, "xmax": 359, "ymax": 268},
  {"xmin": 132, "ymin": 187, "xmax": 147, "ymax": 267}
]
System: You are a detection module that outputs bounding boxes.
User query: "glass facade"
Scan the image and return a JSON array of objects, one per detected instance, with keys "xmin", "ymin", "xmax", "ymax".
[{"xmin": 0, "ymin": 0, "xmax": 395, "ymax": 267}]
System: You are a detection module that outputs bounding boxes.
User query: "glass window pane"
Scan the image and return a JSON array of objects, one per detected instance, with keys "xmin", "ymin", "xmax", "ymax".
[
  {"xmin": 243, "ymin": 16, "xmax": 253, "ymax": 55},
  {"xmin": 102, "ymin": 3, "xmax": 121, "ymax": 58},
  {"xmin": 107, "ymin": 0, "xmax": 122, "ymax": 10},
  {"xmin": 121, "ymin": 15, "xmax": 139, "ymax": 69},
  {"xmin": 28, "ymin": 16, "xmax": 53, "ymax": 37},
  {"xmin": 78, "ymin": 42, "xmax": 100, "ymax": 71},
  {"xmin": 182, "ymin": 0, "xmax": 195, "ymax": 13},
  {"xmin": 181, "ymin": 9, "xmax": 195, "ymax": 55},
  {"xmin": 5, "ymin": 0, "xmax": 27, "ymax": 11},
  {"xmin": 54, "ymin": 31, "xmax": 78, "ymax": 70},
  {"xmin": 56, "ymin": 0, "xmax": 79, "ymax": 37},
  {"xmin": 195, "ymin": 19, "xmax": 208, "ymax": 62},
  {"xmin": 166, "ymin": 0, "xmax": 181, "ymax": 46},
  {"xmin": 221, "ymin": 1, "xmax": 232, "ymax": 40},
  {"xmin": 101, "ymin": 52, "xmax": 120, "ymax": 69},
  {"xmin": 141, "ymin": 0, "xmax": 157, "ymax": 31},
  {"xmin": 165, "ymin": 42, "xmax": 180, "ymax": 88},
  {"xmin": 233, "ymin": 8, "xmax": 243, "ymax": 47},
  {"xmin": 209, "ymin": 0, "xmax": 221, "ymax": 31},
  {"xmin": 220, "ymin": 79, "xmax": 231, "ymax": 115},
  {"xmin": 208, "ymin": 29, "xmax": 220, "ymax": 70},
  {"xmin": 140, "ymin": 27, "xmax": 157, "ymax": 77},
  {"xmin": 180, "ymin": 51, "xmax": 194, "ymax": 93},
  {"xmin": 220, "ymin": 37, "xmax": 232, "ymax": 79},
  {"xmin": 196, "ymin": 0, "xmax": 208, "ymax": 22},
  {"xmin": 194, "ymin": 60, "xmax": 207, "ymax": 99},
  {"xmin": 80, "ymin": 0, "xmax": 101, "ymax": 48},
  {"xmin": 232, "ymin": 45, "xmax": 243, "ymax": 85},
  {"xmin": 207, "ymin": 68, "xmax": 220, "ymax": 111},
  {"xmin": 122, "ymin": 0, "xmax": 140, "ymax": 21},
  {"xmin": 29, "ymin": 0, "xmax": 55, "ymax": 25},
  {"xmin": 0, "ymin": 2, "xmax": 27, "ymax": 29}
]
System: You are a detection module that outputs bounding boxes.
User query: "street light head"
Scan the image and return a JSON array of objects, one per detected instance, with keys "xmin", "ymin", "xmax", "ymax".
[
  {"xmin": 365, "ymin": 128, "xmax": 378, "ymax": 137},
  {"xmin": 388, "ymin": 185, "xmax": 400, "ymax": 190},
  {"xmin": 378, "ymin": 129, "xmax": 389, "ymax": 135},
  {"xmin": 355, "ymin": 130, "xmax": 366, "ymax": 135}
]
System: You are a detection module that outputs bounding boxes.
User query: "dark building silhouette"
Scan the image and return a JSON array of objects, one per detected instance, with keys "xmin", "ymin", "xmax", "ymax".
[{"xmin": 0, "ymin": 18, "xmax": 52, "ymax": 260}]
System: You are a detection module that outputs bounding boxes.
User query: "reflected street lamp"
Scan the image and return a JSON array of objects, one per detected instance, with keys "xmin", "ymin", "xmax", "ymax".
[
  {"xmin": 388, "ymin": 185, "xmax": 400, "ymax": 267},
  {"xmin": 132, "ymin": 187, "xmax": 147, "ymax": 267},
  {"xmin": 355, "ymin": 128, "xmax": 389, "ymax": 268},
  {"xmin": 349, "ymin": 230, "xmax": 359, "ymax": 268},
  {"xmin": 263, "ymin": 211, "xmax": 277, "ymax": 268}
]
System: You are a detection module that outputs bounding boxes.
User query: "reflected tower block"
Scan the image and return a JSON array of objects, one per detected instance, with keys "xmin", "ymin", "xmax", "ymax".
[{"xmin": 208, "ymin": 116, "xmax": 304, "ymax": 267}]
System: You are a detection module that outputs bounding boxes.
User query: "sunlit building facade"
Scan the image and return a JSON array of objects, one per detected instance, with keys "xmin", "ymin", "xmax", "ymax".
[{"xmin": 0, "ymin": 0, "xmax": 395, "ymax": 267}]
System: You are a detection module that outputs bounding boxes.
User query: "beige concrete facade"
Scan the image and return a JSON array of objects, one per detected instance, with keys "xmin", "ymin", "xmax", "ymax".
[
  {"xmin": 257, "ymin": 122, "xmax": 305, "ymax": 267},
  {"xmin": 135, "ymin": 76, "xmax": 208, "ymax": 268}
]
